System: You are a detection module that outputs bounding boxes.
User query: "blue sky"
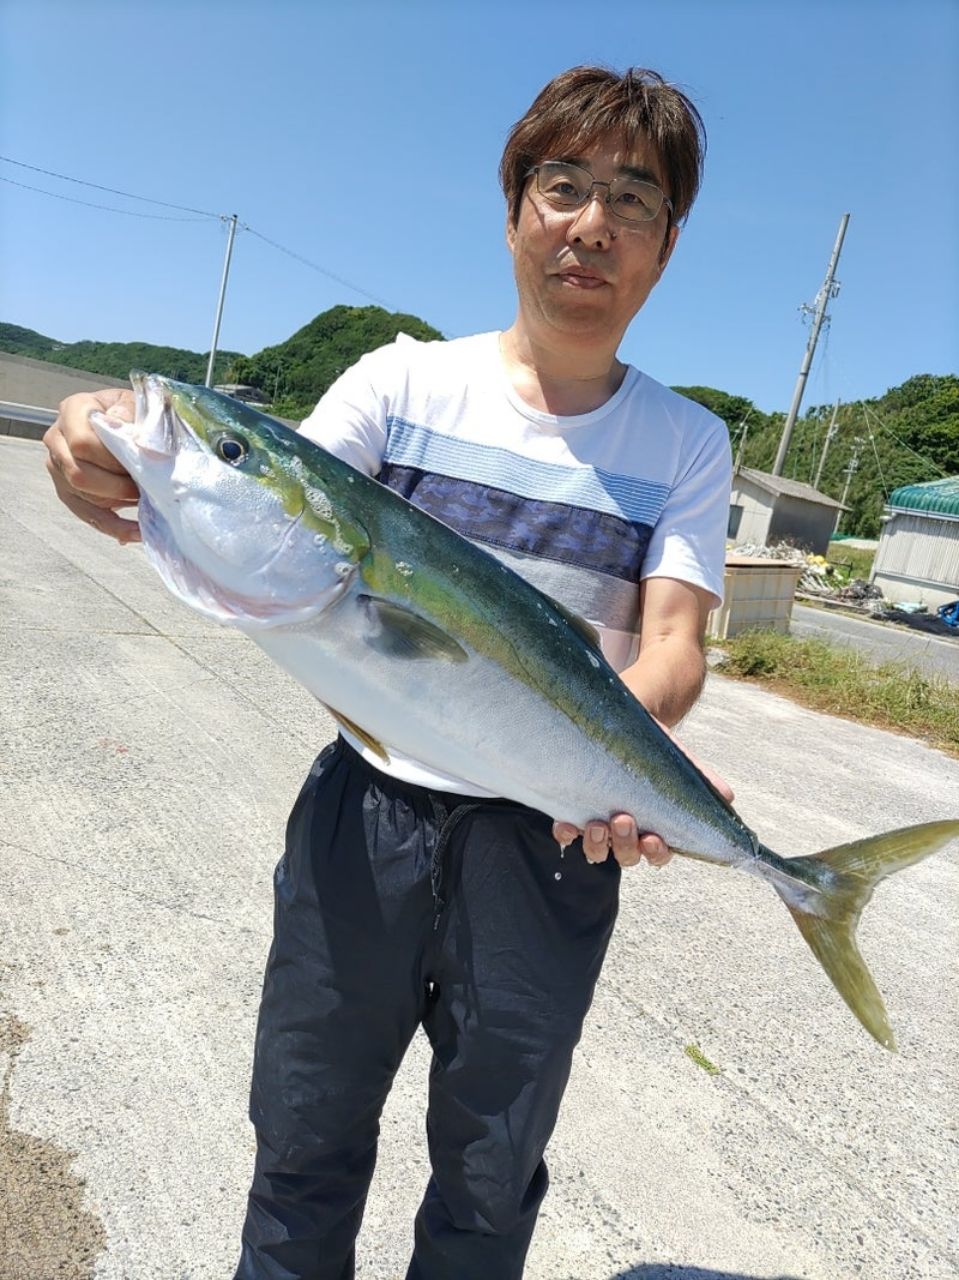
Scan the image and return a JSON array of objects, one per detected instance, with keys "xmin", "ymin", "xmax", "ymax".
[{"xmin": 1, "ymin": 0, "xmax": 956, "ymax": 412}]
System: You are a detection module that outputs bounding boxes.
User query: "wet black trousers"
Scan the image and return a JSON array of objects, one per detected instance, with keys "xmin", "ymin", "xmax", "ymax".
[{"xmin": 233, "ymin": 738, "xmax": 620, "ymax": 1280}]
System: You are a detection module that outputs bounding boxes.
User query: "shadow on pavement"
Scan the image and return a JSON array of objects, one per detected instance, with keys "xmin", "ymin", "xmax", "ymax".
[{"xmin": 610, "ymin": 1267, "xmax": 804, "ymax": 1280}]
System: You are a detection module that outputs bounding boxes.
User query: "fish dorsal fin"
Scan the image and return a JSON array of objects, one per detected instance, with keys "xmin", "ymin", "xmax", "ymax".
[
  {"xmin": 359, "ymin": 595, "xmax": 469, "ymax": 664},
  {"xmin": 324, "ymin": 704, "xmax": 391, "ymax": 764},
  {"xmin": 544, "ymin": 595, "xmax": 603, "ymax": 651}
]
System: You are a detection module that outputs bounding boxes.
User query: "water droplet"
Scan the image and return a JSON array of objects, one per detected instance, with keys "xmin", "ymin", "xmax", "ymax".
[
  {"xmin": 395, "ymin": 561, "xmax": 413, "ymax": 578},
  {"xmin": 335, "ymin": 561, "xmax": 352, "ymax": 577},
  {"xmin": 554, "ymin": 871, "xmax": 563, "ymax": 881},
  {"xmin": 587, "ymin": 653, "xmax": 600, "ymax": 668},
  {"xmin": 314, "ymin": 533, "xmax": 327, "ymax": 545}
]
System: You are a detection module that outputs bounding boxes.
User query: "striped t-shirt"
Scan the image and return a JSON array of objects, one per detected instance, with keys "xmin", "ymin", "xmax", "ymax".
[{"xmin": 299, "ymin": 331, "xmax": 732, "ymax": 792}]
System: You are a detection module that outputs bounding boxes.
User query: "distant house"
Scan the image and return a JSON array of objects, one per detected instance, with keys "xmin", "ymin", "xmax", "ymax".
[
  {"xmin": 727, "ymin": 467, "xmax": 846, "ymax": 556},
  {"xmin": 870, "ymin": 477, "xmax": 959, "ymax": 609},
  {"xmin": 213, "ymin": 383, "xmax": 269, "ymax": 405}
]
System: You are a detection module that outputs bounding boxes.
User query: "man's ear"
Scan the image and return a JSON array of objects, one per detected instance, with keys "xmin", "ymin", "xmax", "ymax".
[
  {"xmin": 658, "ymin": 222, "xmax": 680, "ymax": 272},
  {"xmin": 505, "ymin": 212, "xmax": 517, "ymax": 254}
]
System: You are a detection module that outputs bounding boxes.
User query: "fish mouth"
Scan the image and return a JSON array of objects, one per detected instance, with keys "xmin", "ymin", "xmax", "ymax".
[{"xmin": 92, "ymin": 372, "xmax": 186, "ymax": 465}]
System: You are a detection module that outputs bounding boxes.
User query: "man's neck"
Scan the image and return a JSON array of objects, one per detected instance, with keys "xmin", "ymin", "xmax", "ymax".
[{"xmin": 499, "ymin": 323, "xmax": 626, "ymax": 417}]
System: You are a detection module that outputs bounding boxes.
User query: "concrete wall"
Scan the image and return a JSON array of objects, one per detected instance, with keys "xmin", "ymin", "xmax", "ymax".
[
  {"xmin": 728, "ymin": 478, "xmax": 774, "ymax": 544},
  {"xmin": 0, "ymin": 352, "xmax": 128, "ymax": 409}
]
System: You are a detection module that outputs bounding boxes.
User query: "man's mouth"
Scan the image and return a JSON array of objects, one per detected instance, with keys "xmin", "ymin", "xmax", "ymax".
[{"xmin": 556, "ymin": 267, "xmax": 609, "ymax": 289}]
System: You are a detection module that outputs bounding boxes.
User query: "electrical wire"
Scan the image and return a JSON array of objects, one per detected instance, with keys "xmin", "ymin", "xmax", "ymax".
[
  {"xmin": 0, "ymin": 154, "xmax": 222, "ymax": 218},
  {"xmin": 242, "ymin": 226, "xmax": 397, "ymax": 311},
  {"xmin": 0, "ymin": 174, "xmax": 214, "ymax": 222},
  {"xmin": 862, "ymin": 403, "xmax": 949, "ymax": 479}
]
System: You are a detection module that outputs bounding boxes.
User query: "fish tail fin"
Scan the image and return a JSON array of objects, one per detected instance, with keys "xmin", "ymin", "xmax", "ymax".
[{"xmin": 773, "ymin": 820, "xmax": 959, "ymax": 1051}]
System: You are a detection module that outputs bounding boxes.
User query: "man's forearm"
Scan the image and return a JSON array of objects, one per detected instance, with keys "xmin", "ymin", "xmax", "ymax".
[{"xmin": 619, "ymin": 634, "xmax": 707, "ymax": 728}]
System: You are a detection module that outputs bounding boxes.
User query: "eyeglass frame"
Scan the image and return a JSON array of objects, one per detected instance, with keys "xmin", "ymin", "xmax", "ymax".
[{"xmin": 524, "ymin": 160, "xmax": 674, "ymax": 226}]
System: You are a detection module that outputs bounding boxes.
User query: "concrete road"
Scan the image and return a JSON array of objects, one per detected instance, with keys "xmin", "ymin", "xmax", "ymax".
[
  {"xmin": 792, "ymin": 603, "xmax": 959, "ymax": 684},
  {"xmin": 2, "ymin": 435, "xmax": 958, "ymax": 1280}
]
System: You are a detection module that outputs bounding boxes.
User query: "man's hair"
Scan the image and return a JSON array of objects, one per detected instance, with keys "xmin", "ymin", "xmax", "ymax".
[{"xmin": 499, "ymin": 65, "xmax": 706, "ymax": 230}]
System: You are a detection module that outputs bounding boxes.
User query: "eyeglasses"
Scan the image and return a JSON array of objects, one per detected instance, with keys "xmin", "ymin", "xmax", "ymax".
[{"xmin": 527, "ymin": 160, "xmax": 672, "ymax": 225}]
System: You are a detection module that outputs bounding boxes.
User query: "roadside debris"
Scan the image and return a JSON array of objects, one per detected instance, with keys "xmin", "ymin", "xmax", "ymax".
[{"xmin": 728, "ymin": 544, "xmax": 958, "ymax": 641}]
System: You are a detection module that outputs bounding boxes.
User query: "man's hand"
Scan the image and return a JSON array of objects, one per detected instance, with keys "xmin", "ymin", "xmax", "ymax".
[
  {"xmin": 43, "ymin": 389, "xmax": 141, "ymax": 543},
  {"xmin": 551, "ymin": 731, "xmax": 734, "ymax": 869}
]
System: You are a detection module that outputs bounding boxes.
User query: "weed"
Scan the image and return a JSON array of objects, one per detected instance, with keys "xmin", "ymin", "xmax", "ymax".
[
  {"xmin": 684, "ymin": 1043, "xmax": 721, "ymax": 1075},
  {"xmin": 715, "ymin": 630, "xmax": 959, "ymax": 755}
]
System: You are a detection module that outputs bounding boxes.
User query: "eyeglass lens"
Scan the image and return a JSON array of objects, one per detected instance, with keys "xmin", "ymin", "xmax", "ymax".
[{"xmin": 535, "ymin": 161, "xmax": 665, "ymax": 223}]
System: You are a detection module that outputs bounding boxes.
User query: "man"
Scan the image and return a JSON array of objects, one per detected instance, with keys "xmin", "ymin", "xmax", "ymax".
[{"xmin": 45, "ymin": 65, "xmax": 732, "ymax": 1280}]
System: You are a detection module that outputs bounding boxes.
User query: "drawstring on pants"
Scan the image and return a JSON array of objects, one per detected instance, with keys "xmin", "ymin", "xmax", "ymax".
[{"xmin": 429, "ymin": 800, "xmax": 483, "ymax": 930}]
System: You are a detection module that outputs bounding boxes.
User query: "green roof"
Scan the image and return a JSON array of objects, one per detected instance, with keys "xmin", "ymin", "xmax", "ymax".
[{"xmin": 888, "ymin": 476, "xmax": 959, "ymax": 516}]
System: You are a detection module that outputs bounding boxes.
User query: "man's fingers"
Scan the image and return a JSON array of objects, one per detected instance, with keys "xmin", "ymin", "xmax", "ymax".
[
  {"xmin": 45, "ymin": 435, "xmax": 141, "ymax": 506},
  {"xmin": 552, "ymin": 822, "xmax": 579, "ymax": 849},
  {"xmin": 638, "ymin": 832, "xmax": 673, "ymax": 867},
  {"xmin": 583, "ymin": 822, "xmax": 610, "ymax": 863},
  {"xmin": 610, "ymin": 814, "xmax": 641, "ymax": 867},
  {"xmin": 46, "ymin": 458, "xmax": 141, "ymax": 542}
]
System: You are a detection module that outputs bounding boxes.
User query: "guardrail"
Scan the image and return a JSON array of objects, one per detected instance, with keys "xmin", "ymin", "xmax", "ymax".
[{"xmin": 0, "ymin": 402, "xmax": 58, "ymax": 441}]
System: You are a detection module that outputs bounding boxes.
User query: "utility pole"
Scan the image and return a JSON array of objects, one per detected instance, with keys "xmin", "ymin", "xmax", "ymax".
[
  {"xmin": 813, "ymin": 399, "xmax": 841, "ymax": 490},
  {"xmin": 772, "ymin": 214, "xmax": 850, "ymax": 477},
  {"xmin": 205, "ymin": 214, "xmax": 239, "ymax": 388},
  {"xmin": 733, "ymin": 411, "xmax": 752, "ymax": 471},
  {"xmin": 838, "ymin": 436, "xmax": 863, "ymax": 527}
]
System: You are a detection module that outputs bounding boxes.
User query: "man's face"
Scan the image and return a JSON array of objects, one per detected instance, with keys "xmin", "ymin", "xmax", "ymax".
[{"xmin": 506, "ymin": 133, "xmax": 679, "ymax": 348}]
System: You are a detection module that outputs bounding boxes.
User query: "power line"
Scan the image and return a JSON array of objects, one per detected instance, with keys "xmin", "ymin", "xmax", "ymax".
[
  {"xmin": 0, "ymin": 174, "xmax": 213, "ymax": 222},
  {"xmin": 862, "ymin": 402, "xmax": 949, "ymax": 479},
  {"xmin": 0, "ymin": 154, "xmax": 222, "ymax": 219},
  {"xmin": 2, "ymin": 154, "xmax": 413, "ymax": 317},
  {"xmin": 243, "ymin": 226, "xmax": 398, "ymax": 312}
]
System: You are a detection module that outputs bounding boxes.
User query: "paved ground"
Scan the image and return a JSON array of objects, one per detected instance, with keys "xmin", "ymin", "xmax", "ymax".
[
  {"xmin": 792, "ymin": 604, "xmax": 959, "ymax": 683},
  {"xmin": 2, "ymin": 435, "xmax": 958, "ymax": 1280}
]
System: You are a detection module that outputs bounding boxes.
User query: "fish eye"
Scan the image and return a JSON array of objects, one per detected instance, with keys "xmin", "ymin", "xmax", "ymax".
[{"xmin": 216, "ymin": 435, "xmax": 248, "ymax": 465}]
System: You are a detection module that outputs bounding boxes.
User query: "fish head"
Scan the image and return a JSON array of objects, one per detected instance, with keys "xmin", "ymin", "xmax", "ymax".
[{"xmin": 91, "ymin": 372, "xmax": 369, "ymax": 629}]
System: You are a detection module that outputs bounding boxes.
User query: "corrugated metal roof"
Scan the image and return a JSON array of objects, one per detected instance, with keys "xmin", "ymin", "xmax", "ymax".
[
  {"xmin": 887, "ymin": 476, "xmax": 959, "ymax": 517},
  {"xmin": 734, "ymin": 467, "xmax": 847, "ymax": 509}
]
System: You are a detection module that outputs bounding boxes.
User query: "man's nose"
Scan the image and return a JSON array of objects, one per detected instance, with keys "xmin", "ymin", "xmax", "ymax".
[{"xmin": 567, "ymin": 186, "xmax": 615, "ymax": 249}]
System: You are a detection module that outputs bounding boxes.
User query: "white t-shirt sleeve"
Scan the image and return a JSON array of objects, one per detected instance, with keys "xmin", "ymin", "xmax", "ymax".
[
  {"xmin": 297, "ymin": 344, "xmax": 397, "ymax": 476},
  {"xmin": 640, "ymin": 414, "xmax": 732, "ymax": 605}
]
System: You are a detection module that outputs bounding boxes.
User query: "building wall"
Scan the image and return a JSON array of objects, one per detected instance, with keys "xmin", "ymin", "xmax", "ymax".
[
  {"xmin": 767, "ymin": 495, "xmax": 838, "ymax": 555},
  {"xmin": 871, "ymin": 510, "xmax": 959, "ymax": 607},
  {"xmin": 728, "ymin": 479, "xmax": 775, "ymax": 544}
]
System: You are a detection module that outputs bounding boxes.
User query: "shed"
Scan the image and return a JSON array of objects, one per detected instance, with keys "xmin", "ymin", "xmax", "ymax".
[
  {"xmin": 727, "ymin": 467, "xmax": 846, "ymax": 556},
  {"xmin": 870, "ymin": 477, "xmax": 959, "ymax": 609}
]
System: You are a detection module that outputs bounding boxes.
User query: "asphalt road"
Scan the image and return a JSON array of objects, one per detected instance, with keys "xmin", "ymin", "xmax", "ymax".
[
  {"xmin": 2, "ymin": 436, "xmax": 958, "ymax": 1280},
  {"xmin": 792, "ymin": 603, "xmax": 959, "ymax": 683}
]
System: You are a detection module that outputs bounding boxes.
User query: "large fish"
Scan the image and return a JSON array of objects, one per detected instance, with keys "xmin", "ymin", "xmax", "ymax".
[{"xmin": 92, "ymin": 372, "xmax": 957, "ymax": 1050}]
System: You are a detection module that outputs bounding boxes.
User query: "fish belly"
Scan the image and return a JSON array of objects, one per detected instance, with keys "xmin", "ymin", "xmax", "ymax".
[{"xmin": 249, "ymin": 609, "xmax": 745, "ymax": 865}]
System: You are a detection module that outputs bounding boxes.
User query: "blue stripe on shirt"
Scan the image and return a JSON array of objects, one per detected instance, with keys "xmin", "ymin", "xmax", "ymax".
[{"xmin": 384, "ymin": 416, "xmax": 669, "ymax": 525}]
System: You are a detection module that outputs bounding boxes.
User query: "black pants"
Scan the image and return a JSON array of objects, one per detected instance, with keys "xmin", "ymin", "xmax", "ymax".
[{"xmin": 234, "ymin": 738, "xmax": 620, "ymax": 1280}]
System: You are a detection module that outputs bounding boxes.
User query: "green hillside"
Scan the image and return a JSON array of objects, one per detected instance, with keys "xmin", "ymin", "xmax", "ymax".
[
  {"xmin": 0, "ymin": 322, "xmax": 240, "ymax": 385},
  {"xmin": 222, "ymin": 305, "xmax": 444, "ymax": 419}
]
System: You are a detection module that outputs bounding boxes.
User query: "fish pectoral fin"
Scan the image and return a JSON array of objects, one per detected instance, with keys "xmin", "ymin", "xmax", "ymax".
[
  {"xmin": 359, "ymin": 596, "xmax": 469, "ymax": 663},
  {"xmin": 324, "ymin": 704, "xmax": 391, "ymax": 764}
]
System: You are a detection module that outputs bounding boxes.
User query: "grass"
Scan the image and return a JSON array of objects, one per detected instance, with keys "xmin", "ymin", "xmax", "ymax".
[
  {"xmin": 684, "ymin": 1043, "xmax": 721, "ymax": 1076},
  {"xmin": 826, "ymin": 543, "xmax": 875, "ymax": 582},
  {"xmin": 714, "ymin": 630, "xmax": 959, "ymax": 756}
]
